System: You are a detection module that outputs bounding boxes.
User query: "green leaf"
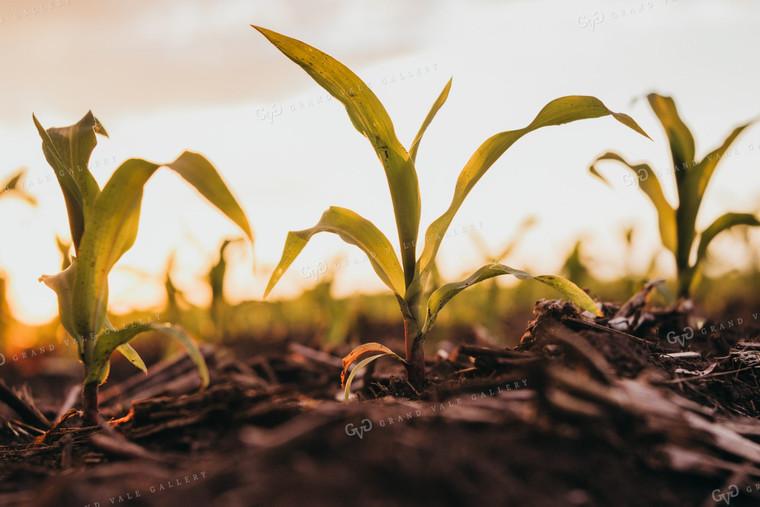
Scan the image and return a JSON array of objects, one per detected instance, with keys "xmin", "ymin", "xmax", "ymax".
[
  {"xmin": 102, "ymin": 317, "xmax": 147, "ymax": 374},
  {"xmin": 73, "ymin": 151, "xmax": 253, "ymax": 337},
  {"xmin": 647, "ymin": 93, "xmax": 696, "ymax": 173},
  {"xmin": 253, "ymin": 26, "xmax": 421, "ymax": 287},
  {"xmin": 116, "ymin": 344, "xmax": 148, "ymax": 374},
  {"xmin": 589, "ymin": 152, "xmax": 677, "ymax": 253},
  {"xmin": 646, "ymin": 94, "xmax": 700, "ymax": 275},
  {"xmin": 40, "ymin": 265, "xmax": 149, "ymax": 374},
  {"xmin": 33, "ymin": 112, "xmax": 107, "ymax": 251},
  {"xmin": 417, "ymin": 96, "xmax": 650, "ymax": 279},
  {"xmin": 39, "ymin": 259, "xmax": 82, "ymax": 356},
  {"xmin": 672, "ymin": 117, "xmax": 756, "ymax": 280},
  {"xmin": 692, "ymin": 120, "xmax": 757, "ymax": 205},
  {"xmin": 423, "ymin": 263, "xmax": 601, "ymax": 334},
  {"xmin": 166, "ymin": 152, "xmax": 253, "ymax": 243},
  {"xmin": 86, "ymin": 322, "xmax": 208, "ymax": 386},
  {"xmin": 264, "ymin": 206, "xmax": 405, "ymax": 298},
  {"xmin": 409, "ymin": 78, "xmax": 452, "ymax": 163},
  {"xmin": 696, "ymin": 213, "xmax": 760, "ymax": 268}
]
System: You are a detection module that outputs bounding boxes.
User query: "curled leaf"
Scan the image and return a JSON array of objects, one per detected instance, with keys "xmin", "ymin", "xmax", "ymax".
[
  {"xmin": 33, "ymin": 112, "xmax": 107, "ymax": 250},
  {"xmin": 343, "ymin": 354, "xmax": 385, "ymax": 402},
  {"xmin": 340, "ymin": 342, "xmax": 405, "ymax": 388}
]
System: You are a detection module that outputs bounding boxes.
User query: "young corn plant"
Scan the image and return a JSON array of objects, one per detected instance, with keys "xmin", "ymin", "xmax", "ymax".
[
  {"xmin": 208, "ymin": 238, "xmax": 244, "ymax": 338},
  {"xmin": 35, "ymin": 112, "xmax": 252, "ymax": 424},
  {"xmin": 589, "ymin": 93, "xmax": 760, "ymax": 301},
  {"xmin": 254, "ymin": 27, "xmax": 649, "ymax": 395}
]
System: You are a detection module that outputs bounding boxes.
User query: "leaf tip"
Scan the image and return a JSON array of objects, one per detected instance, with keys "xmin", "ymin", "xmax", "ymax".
[{"xmin": 611, "ymin": 112, "xmax": 652, "ymax": 141}]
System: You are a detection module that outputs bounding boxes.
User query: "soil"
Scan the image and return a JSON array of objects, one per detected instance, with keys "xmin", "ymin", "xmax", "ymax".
[{"xmin": 2, "ymin": 294, "xmax": 760, "ymax": 506}]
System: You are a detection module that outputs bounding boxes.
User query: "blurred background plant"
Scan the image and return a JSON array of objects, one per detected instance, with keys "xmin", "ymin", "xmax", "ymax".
[
  {"xmin": 0, "ymin": 169, "xmax": 38, "ymax": 352},
  {"xmin": 589, "ymin": 93, "xmax": 760, "ymax": 303}
]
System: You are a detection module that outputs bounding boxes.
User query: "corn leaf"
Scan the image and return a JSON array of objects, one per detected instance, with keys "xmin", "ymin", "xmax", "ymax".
[
  {"xmin": 343, "ymin": 354, "xmax": 387, "ymax": 402},
  {"xmin": 340, "ymin": 342, "xmax": 405, "ymax": 389},
  {"xmin": 56, "ymin": 236, "xmax": 72, "ymax": 269},
  {"xmin": 264, "ymin": 206, "xmax": 405, "ymax": 298},
  {"xmin": 589, "ymin": 152, "xmax": 677, "ymax": 253},
  {"xmin": 73, "ymin": 151, "xmax": 252, "ymax": 337},
  {"xmin": 40, "ymin": 260, "xmax": 147, "ymax": 377},
  {"xmin": 33, "ymin": 112, "xmax": 107, "ymax": 250},
  {"xmin": 102, "ymin": 317, "xmax": 147, "ymax": 374},
  {"xmin": 409, "ymin": 78, "xmax": 452, "ymax": 163},
  {"xmin": 1, "ymin": 169, "xmax": 24, "ymax": 190},
  {"xmin": 209, "ymin": 239, "xmax": 233, "ymax": 305},
  {"xmin": 647, "ymin": 93, "xmax": 695, "ymax": 172},
  {"xmin": 423, "ymin": 263, "xmax": 601, "ymax": 334},
  {"xmin": 165, "ymin": 152, "xmax": 253, "ymax": 243},
  {"xmin": 116, "ymin": 344, "xmax": 148, "ymax": 374},
  {"xmin": 253, "ymin": 26, "xmax": 420, "ymax": 287},
  {"xmin": 39, "ymin": 259, "xmax": 82, "ymax": 354},
  {"xmin": 693, "ymin": 120, "xmax": 757, "ymax": 204},
  {"xmin": 646, "ymin": 94, "xmax": 699, "ymax": 272},
  {"xmin": 696, "ymin": 212, "xmax": 760, "ymax": 267},
  {"xmin": 86, "ymin": 323, "xmax": 208, "ymax": 386},
  {"xmin": 417, "ymin": 96, "xmax": 650, "ymax": 278},
  {"xmin": 1, "ymin": 169, "xmax": 38, "ymax": 206}
]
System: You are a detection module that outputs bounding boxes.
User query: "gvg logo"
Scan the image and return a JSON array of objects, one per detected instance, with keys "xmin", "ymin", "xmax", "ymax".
[
  {"xmin": 301, "ymin": 260, "xmax": 328, "ymax": 281},
  {"xmin": 344, "ymin": 419, "xmax": 372, "ymax": 439},
  {"xmin": 666, "ymin": 326, "xmax": 694, "ymax": 347},
  {"xmin": 577, "ymin": 11, "xmax": 604, "ymax": 31},
  {"xmin": 255, "ymin": 103, "xmax": 283, "ymax": 123},
  {"xmin": 712, "ymin": 485, "xmax": 739, "ymax": 505}
]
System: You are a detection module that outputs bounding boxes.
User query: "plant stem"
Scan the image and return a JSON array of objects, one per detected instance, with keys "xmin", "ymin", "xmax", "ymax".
[
  {"xmin": 676, "ymin": 265, "xmax": 693, "ymax": 301},
  {"xmin": 82, "ymin": 381, "xmax": 99, "ymax": 426},
  {"xmin": 403, "ymin": 317, "xmax": 425, "ymax": 388}
]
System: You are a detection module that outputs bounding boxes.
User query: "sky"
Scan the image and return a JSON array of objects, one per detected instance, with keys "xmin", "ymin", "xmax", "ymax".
[{"xmin": 1, "ymin": 0, "xmax": 759, "ymax": 324}]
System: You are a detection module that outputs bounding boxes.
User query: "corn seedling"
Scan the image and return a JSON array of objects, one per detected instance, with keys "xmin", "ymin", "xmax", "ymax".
[
  {"xmin": 254, "ymin": 27, "xmax": 649, "ymax": 394},
  {"xmin": 589, "ymin": 93, "xmax": 760, "ymax": 300},
  {"xmin": 35, "ymin": 112, "xmax": 253, "ymax": 424},
  {"xmin": 560, "ymin": 239, "xmax": 592, "ymax": 288},
  {"xmin": 208, "ymin": 238, "xmax": 244, "ymax": 338}
]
